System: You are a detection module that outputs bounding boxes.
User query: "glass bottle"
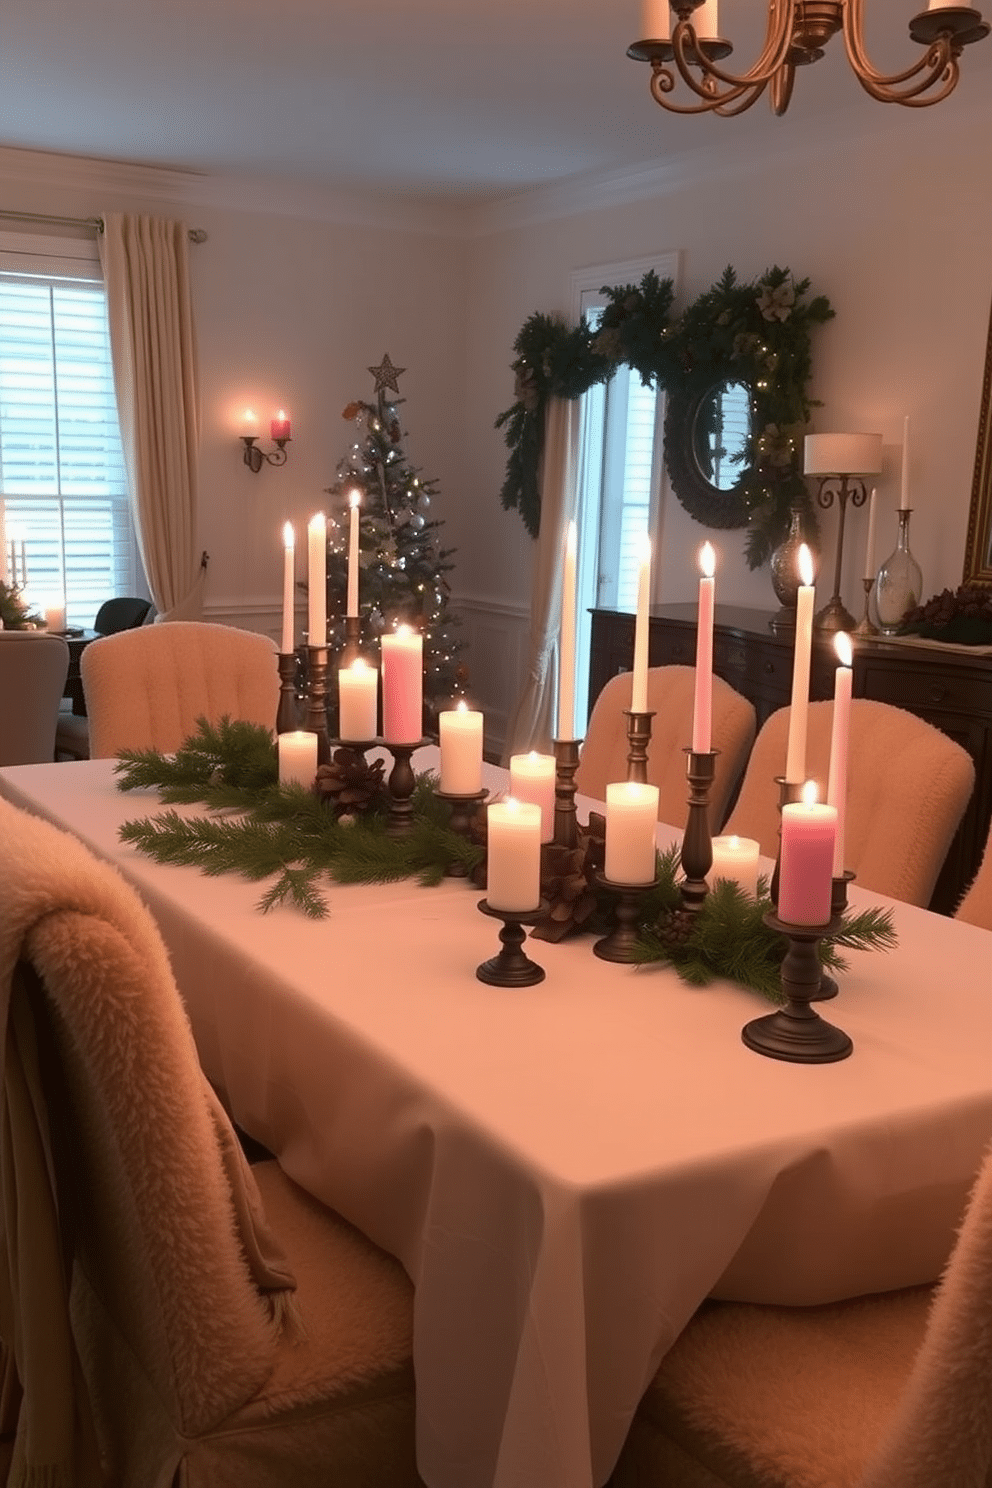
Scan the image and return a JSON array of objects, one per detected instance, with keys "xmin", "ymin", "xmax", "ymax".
[
  {"xmin": 768, "ymin": 505, "xmax": 806, "ymax": 631},
  {"xmin": 874, "ymin": 509, "xmax": 923, "ymax": 635}
]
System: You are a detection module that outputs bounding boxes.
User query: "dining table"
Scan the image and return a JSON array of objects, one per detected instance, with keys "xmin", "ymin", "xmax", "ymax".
[{"xmin": 1, "ymin": 752, "xmax": 991, "ymax": 1488}]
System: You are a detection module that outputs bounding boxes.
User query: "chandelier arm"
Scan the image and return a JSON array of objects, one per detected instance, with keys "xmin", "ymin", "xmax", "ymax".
[
  {"xmin": 843, "ymin": 0, "xmax": 962, "ymax": 100},
  {"xmin": 669, "ymin": 0, "xmax": 796, "ymax": 97},
  {"xmin": 649, "ymin": 62, "xmax": 765, "ymax": 114}
]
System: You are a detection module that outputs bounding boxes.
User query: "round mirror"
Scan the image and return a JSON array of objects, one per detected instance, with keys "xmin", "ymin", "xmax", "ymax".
[{"xmin": 665, "ymin": 379, "xmax": 754, "ymax": 528}]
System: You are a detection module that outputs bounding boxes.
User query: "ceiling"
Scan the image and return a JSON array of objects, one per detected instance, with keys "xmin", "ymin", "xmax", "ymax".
[{"xmin": 1, "ymin": 0, "xmax": 990, "ymax": 207}]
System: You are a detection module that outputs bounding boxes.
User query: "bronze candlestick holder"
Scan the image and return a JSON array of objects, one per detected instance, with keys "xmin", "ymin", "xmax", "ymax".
[
  {"xmin": 742, "ymin": 913, "xmax": 853, "ymax": 1064},
  {"xmin": 383, "ymin": 737, "xmax": 429, "ymax": 838},
  {"xmin": 679, "ymin": 748, "xmax": 717, "ymax": 913},
  {"xmin": 552, "ymin": 737, "xmax": 583, "ymax": 850},
  {"xmin": 812, "ymin": 473, "xmax": 867, "ymax": 633},
  {"xmin": 341, "ymin": 614, "xmax": 362, "ymax": 668},
  {"xmin": 812, "ymin": 870, "xmax": 856, "ymax": 1002},
  {"xmin": 476, "ymin": 898, "xmax": 549, "ymax": 986},
  {"xmin": 593, "ymin": 870, "xmax": 657, "ymax": 963},
  {"xmin": 304, "ymin": 644, "xmax": 331, "ymax": 765},
  {"xmin": 624, "ymin": 710, "xmax": 655, "ymax": 783},
  {"xmin": 436, "ymin": 787, "xmax": 488, "ymax": 875},
  {"xmin": 770, "ymin": 776, "xmax": 806, "ymax": 909},
  {"xmin": 276, "ymin": 652, "xmax": 300, "ymax": 734},
  {"xmin": 853, "ymin": 577, "xmax": 879, "ymax": 639}
]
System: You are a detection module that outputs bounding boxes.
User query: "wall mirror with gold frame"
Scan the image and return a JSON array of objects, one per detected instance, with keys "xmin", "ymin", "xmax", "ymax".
[{"xmin": 964, "ymin": 296, "xmax": 992, "ymax": 586}]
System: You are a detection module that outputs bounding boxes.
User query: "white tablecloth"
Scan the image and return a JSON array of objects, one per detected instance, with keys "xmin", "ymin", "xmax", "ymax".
[{"xmin": 2, "ymin": 757, "xmax": 991, "ymax": 1488}]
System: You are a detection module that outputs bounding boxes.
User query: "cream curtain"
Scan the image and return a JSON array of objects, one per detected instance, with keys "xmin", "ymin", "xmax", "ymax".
[
  {"xmin": 503, "ymin": 397, "xmax": 580, "ymax": 759},
  {"xmin": 100, "ymin": 214, "xmax": 203, "ymax": 621}
]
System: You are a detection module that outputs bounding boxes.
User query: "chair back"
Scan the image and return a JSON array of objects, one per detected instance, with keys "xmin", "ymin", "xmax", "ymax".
[
  {"xmin": 81, "ymin": 620, "xmax": 279, "ymax": 757},
  {"xmin": 724, "ymin": 698, "xmax": 975, "ymax": 907},
  {"xmin": 93, "ymin": 596, "xmax": 154, "ymax": 634},
  {"xmin": 955, "ymin": 824, "xmax": 992, "ymax": 929},
  {"xmin": 0, "ymin": 631, "xmax": 70, "ymax": 765},
  {"xmin": 576, "ymin": 665, "xmax": 756, "ymax": 829}
]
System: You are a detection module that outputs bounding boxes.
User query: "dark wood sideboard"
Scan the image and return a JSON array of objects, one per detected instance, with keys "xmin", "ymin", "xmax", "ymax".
[{"xmin": 589, "ymin": 604, "xmax": 992, "ymax": 915}]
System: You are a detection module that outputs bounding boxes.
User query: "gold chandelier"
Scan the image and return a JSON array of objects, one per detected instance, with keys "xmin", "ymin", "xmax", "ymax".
[{"xmin": 627, "ymin": 0, "xmax": 990, "ymax": 116}]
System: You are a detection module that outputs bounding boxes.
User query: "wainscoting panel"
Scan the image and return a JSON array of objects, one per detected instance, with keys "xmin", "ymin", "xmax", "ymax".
[{"xmin": 451, "ymin": 596, "xmax": 530, "ymax": 761}]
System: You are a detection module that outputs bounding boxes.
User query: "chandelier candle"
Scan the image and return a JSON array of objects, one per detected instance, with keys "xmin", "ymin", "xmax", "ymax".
[
  {"xmin": 692, "ymin": 540, "xmax": 716, "ymax": 752},
  {"xmin": 785, "ymin": 543, "xmax": 815, "ymax": 783},
  {"xmin": 338, "ymin": 657, "xmax": 378, "ymax": 742},
  {"xmin": 779, "ymin": 784, "xmax": 837, "ymax": 926},
  {"xmin": 509, "ymin": 751, "xmax": 556, "ymax": 843},
  {"xmin": 631, "ymin": 533, "xmax": 653, "ymax": 714},
  {"xmin": 486, "ymin": 799, "xmax": 542, "ymax": 913},
  {"xmin": 347, "ymin": 489, "xmax": 361, "ymax": 618},
  {"xmin": 827, "ymin": 632, "xmax": 853, "ymax": 877},
  {"xmin": 708, "ymin": 835, "xmax": 760, "ymax": 899},
  {"xmin": 281, "ymin": 522, "xmax": 295, "ymax": 654},
  {"xmin": 558, "ymin": 521, "xmax": 577, "ymax": 740},
  {"xmin": 307, "ymin": 513, "xmax": 327, "ymax": 646},
  {"xmin": 605, "ymin": 781, "xmax": 660, "ymax": 885},
  {"xmin": 381, "ymin": 625, "xmax": 423, "ymax": 744},
  {"xmin": 278, "ymin": 730, "xmax": 318, "ymax": 788},
  {"xmin": 439, "ymin": 701, "xmax": 484, "ymax": 795}
]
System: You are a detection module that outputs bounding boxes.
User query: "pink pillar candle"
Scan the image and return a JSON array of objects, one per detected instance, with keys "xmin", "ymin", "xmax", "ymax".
[
  {"xmin": 605, "ymin": 781, "xmax": 660, "ymax": 885},
  {"xmin": 277, "ymin": 730, "xmax": 318, "ymax": 787},
  {"xmin": 339, "ymin": 658, "xmax": 378, "ymax": 742},
  {"xmin": 778, "ymin": 790, "xmax": 837, "ymax": 926},
  {"xmin": 271, "ymin": 409, "xmax": 291, "ymax": 441},
  {"xmin": 439, "ymin": 701, "xmax": 484, "ymax": 794},
  {"xmin": 826, "ymin": 633, "xmax": 853, "ymax": 877},
  {"xmin": 381, "ymin": 626, "xmax": 423, "ymax": 743},
  {"xmin": 692, "ymin": 541, "xmax": 716, "ymax": 752},
  {"xmin": 281, "ymin": 521, "xmax": 295, "ymax": 653},
  {"xmin": 509, "ymin": 751, "xmax": 556, "ymax": 842},
  {"xmin": 486, "ymin": 799, "xmax": 542, "ymax": 913}
]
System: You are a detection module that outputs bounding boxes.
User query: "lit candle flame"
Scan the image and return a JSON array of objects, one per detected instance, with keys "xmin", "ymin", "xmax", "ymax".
[
  {"xmin": 700, "ymin": 540, "xmax": 716, "ymax": 578},
  {"xmin": 348, "ymin": 488, "xmax": 362, "ymax": 509},
  {"xmin": 798, "ymin": 543, "xmax": 815, "ymax": 588},
  {"xmin": 282, "ymin": 521, "xmax": 294, "ymax": 548},
  {"xmin": 834, "ymin": 631, "xmax": 853, "ymax": 667},
  {"xmin": 801, "ymin": 780, "xmax": 819, "ymax": 806}
]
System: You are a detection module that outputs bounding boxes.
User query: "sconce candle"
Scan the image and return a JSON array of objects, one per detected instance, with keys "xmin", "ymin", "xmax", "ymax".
[
  {"xmin": 347, "ymin": 489, "xmax": 361, "ymax": 618},
  {"xmin": 278, "ymin": 730, "xmax": 318, "ymax": 788},
  {"xmin": 240, "ymin": 409, "xmax": 259, "ymax": 436},
  {"xmin": 605, "ymin": 780, "xmax": 660, "ymax": 885},
  {"xmin": 708, "ymin": 834, "xmax": 760, "ymax": 899},
  {"xmin": 778, "ymin": 783, "xmax": 837, "ymax": 926},
  {"xmin": 307, "ymin": 513, "xmax": 327, "ymax": 645},
  {"xmin": 381, "ymin": 625, "xmax": 423, "ymax": 743},
  {"xmin": 900, "ymin": 414, "xmax": 911, "ymax": 510},
  {"xmin": 281, "ymin": 522, "xmax": 295, "ymax": 654},
  {"xmin": 692, "ymin": 540, "xmax": 716, "ymax": 752},
  {"xmin": 827, "ymin": 631, "xmax": 853, "ymax": 877},
  {"xmin": 785, "ymin": 544, "xmax": 815, "ymax": 784},
  {"xmin": 486, "ymin": 798, "xmax": 542, "ymax": 913},
  {"xmin": 863, "ymin": 487, "xmax": 878, "ymax": 581},
  {"xmin": 558, "ymin": 521, "xmax": 577, "ymax": 740},
  {"xmin": 338, "ymin": 657, "xmax": 378, "ymax": 741},
  {"xmin": 509, "ymin": 750, "xmax": 556, "ymax": 842},
  {"xmin": 439, "ymin": 700, "xmax": 484, "ymax": 795},
  {"xmin": 271, "ymin": 410, "xmax": 291, "ymax": 442}
]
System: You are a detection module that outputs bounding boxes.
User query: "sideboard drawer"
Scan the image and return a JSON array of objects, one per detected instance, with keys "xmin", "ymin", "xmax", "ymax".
[{"xmin": 857, "ymin": 657, "xmax": 992, "ymax": 718}]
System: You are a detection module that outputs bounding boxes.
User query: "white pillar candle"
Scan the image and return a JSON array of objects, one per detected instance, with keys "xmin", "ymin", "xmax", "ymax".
[
  {"xmin": 605, "ymin": 780, "xmax": 660, "ymax": 886},
  {"xmin": 338, "ymin": 658, "xmax": 378, "ymax": 742},
  {"xmin": 278, "ymin": 730, "xmax": 318, "ymax": 788},
  {"xmin": 785, "ymin": 544, "xmax": 815, "ymax": 785},
  {"xmin": 509, "ymin": 750, "xmax": 556, "ymax": 843},
  {"xmin": 307, "ymin": 513, "xmax": 327, "ymax": 646},
  {"xmin": 708, "ymin": 835, "xmax": 760, "ymax": 899},
  {"xmin": 641, "ymin": 0, "xmax": 671, "ymax": 38},
  {"xmin": 347, "ymin": 490, "xmax": 361, "ymax": 618},
  {"xmin": 692, "ymin": 0, "xmax": 719, "ymax": 38},
  {"xmin": 692, "ymin": 540, "xmax": 716, "ymax": 752},
  {"xmin": 631, "ymin": 532, "xmax": 652, "ymax": 715},
  {"xmin": 900, "ymin": 414, "xmax": 911, "ymax": 510},
  {"xmin": 863, "ymin": 487, "xmax": 878, "ymax": 582},
  {"xmin": 826, "ymin": 632, "xmax": 853, "ymax": 878},
  {"xmin": 439, "ymin": 700, "xmax": 484, "ymax": 795},
  {"xmin": 381, "ymin": 625, "xmax": 423, "ymax": 743},
  {"xmin": 486, "ymin": 798, "xmax": 542, "ymax": 913},
  {"xmin": 558, "ymin": 521, "xmax": 577, "ymax": 741},
  {"xmin": 281, "ymin": 522, "xmax": 295, "ymax": 654},
  {"xmin": 44, "ymin": 603, "xmax": 66, "ymax": 633},
  {"xmin": 778, "ymin": 784, "xmax": 837, "ymax": 926}
]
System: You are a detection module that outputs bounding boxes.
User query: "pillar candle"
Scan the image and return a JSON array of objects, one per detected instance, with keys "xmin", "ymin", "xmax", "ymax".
[
  {"xmin": 281, "ymin": 522, "xmax": 295, "ymax": 653},
  {"xmin": 605, "ymin": 781, "xmax": 660, "ymax": 885},
  {"xmin": 900, "ymin": 415, "xmax": 911, "ymax": 510},
  {"xmin": 347, "ymin": 490, "xmax": 361, "ymax": 618},
  {"xmin": 785, "ymin": 544, "xmax": 815, "ymax": 784},
  {"xmin": 486, "ymin": 799, "xmax": 542, "ymax": 913},
  {"xmin": 307, "ymin": 513, "xmax": 326, "ymax": 646},
  {"xmin": 708, "ymin": 835, "xmax": 760, "ymax": 899},
  {"xmin": 44, "ymin": 603, "xmax": 66, "ymax": 633},
  {"xmin": 271, "ymin": 409, "xmax": 291, "ymax": 441},
  {"xmin": 381, "ymin": 625, "xmax": 423, "ymax": 743},
  {"xmin": 439, "ymin": 701, "xmax": 484, "ymax": 795},
  {"xmin": 339, "ymin": 658, "xmax": 378, "ymax": 742},
  {"xmin": 509, "ymin": 750, "xmax": 556, "ymax": 843},
  {"xmin": 826, "ymin": 632, "xmax": 853, "ymax": 878},
  {"xmin": 863, "ymin": 487, "xmax": 877, "ymax": 582},
  {"xmin": 631, "ymin": 533, "xmax": 652, "ymax": 714},
  {"xmin": 641, "ymin": 0, "xmax": 671, "ymax": 38},
  {"xmin": 558, "ymin": 521, "xmax": 577, "ymax": 741},
  {"xmin": 240, "ymin": 409, "xmax": 258, "ymax": 437},
  {"xmin": 778, "ymin": 785, "xmax": 837, "ymax": 926},
  {"xmin": 692, "ymin": 540, "xmax": 716, "ymax": 752},
  {"xmin": 277, "ymin": 730, "xmax": 318, "ymax": 788}
]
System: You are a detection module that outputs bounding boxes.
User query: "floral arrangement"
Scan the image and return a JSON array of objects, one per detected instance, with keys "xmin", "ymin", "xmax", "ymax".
[
  {"xmin": 900, "ymin": 583, "xmax": 992, "ymax": 645},
  {"xmin": 0, "ymin": 579, "xmax": 40, "ymax": 630}
]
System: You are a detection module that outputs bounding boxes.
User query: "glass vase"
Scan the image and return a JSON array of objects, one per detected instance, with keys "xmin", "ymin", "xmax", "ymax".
[
  {"xmin": 874, "ymin": 509, "xmax": 923, "ymax": 635},
  {"xmin": 768, "ymin": 505, "xmax": 806, "ymax": 632}
]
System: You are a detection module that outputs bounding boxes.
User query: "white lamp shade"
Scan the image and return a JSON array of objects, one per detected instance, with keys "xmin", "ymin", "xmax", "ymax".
[{"xmin": 804, "ymin": 432, "xmax": 883, "ymax": 476}]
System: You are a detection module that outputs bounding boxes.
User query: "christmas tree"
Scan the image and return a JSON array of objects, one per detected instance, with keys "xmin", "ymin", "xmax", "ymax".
[{"xmin": 323, "ymin": 356, "xmax": 467, "ymax": 727}]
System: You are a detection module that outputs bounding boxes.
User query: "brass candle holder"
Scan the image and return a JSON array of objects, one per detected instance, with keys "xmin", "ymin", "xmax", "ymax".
[
  {"xmin": 436, "ymin": 787, "xmax": 488, "ymax": 875},
  {"xmin": 476, "ymin": 898, "xmax": 549, "ymax": 986},
  {"xmin": 742, "ymin": 913, "xmax": 853, "ymax": 1064},
  {"xmin": 853, "ymin": 577, "xmax": 879, "ymax": 639},
  {"xmin": 770, "ymin": 776, "xmax": 806, "ymax": 909},
  {"xmin": 383, "ymin": 737, "xmax": 429, "ymax": 837},
  {"xmin": 593, "ymin": 870, "xmax": 657, "ymax": 963},
  {"xmin": 304, "ymin": 644, "xmax": 331, "ymax": 765},
  {"xmin": 341, "ymin": 614, "xmax": 362, "ymax": 668},
  {"xmin": 276, "ymin": 652, "xmax": 300, "ymax": 734},
  {"xmin": 552, "ymin": 737, "xmax": 583, "ymax": 850},
  {"xmin": 624, "ymin": 710, "xmax": 655, "ymax": 783},
  {"xmin": 678, "ymin": 748, "xmax": 717, "ymax": 913},
  {"xmin": 812, "ymin": 870, "xmax": 856, "ymax": 1002}
]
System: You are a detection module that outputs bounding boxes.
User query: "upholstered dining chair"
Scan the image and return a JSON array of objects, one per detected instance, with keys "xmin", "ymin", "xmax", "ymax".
[
  {"xmin": 575, "ymin": 665, "xmax": 757, "ymax": 830},
  {"xmin": 723, "ymin": 699, "xmax": 975, "ymax": 907},
  {"xmin": 0, "ymin": 794, "xmax": 423, "ymax": 1488},
  {"xmin": 955, "ymin": 821, "xmax": 992, "ymax": 929},
  {"xmin": 93, "ymin": 594, "xmax": 154, "ymax": 633},
  {"xmin": 81, "ymin": 620, "xmax": 280, "ymax": 757},
  {"xmin": 608, "ymin": 1141, "xmax": 992, "ymax": 1488},
  {"xmin": 0, "ymin": 630, "xmax": 70, "ymax": 765}
]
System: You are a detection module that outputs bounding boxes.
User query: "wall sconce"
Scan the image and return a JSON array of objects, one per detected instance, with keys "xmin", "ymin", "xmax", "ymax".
[{"xmin": 240, "ymin": 409, "xmax": 292, "ymax": 472}]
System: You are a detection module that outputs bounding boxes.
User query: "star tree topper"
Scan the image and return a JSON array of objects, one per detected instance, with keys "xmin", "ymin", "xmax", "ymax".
[{"xmin": 368, "ymin": 353, "xmax": 405, "ymax": 396}]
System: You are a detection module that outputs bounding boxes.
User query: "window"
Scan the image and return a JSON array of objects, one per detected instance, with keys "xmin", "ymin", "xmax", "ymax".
[{"xmin": 0, "ymin": 234, "xmax": 139, "ymax": 629}]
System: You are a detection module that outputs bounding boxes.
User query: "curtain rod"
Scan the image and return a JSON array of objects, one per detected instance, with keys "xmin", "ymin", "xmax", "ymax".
[{"xmin": 0, "ymin": 209, "xmax": 207, "ymax": 243}]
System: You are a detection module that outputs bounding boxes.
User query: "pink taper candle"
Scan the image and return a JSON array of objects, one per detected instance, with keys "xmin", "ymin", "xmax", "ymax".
[
  {"xmin": 827, "ymin": 632, "xmax": 853, "ymax": 878},
  {"xmin": 692, "ymin": 541, "xmax": 716, "ymax": 752},
  {"xmin": 381, "ymin": 625, "xmax": 423, "ymax": 743},
  {"xmin": 778, "ymin": 783, "xmax": 837, "ymax": 926},
  {"xmin": 281, "ymin": 522, "xmax": 295, "ymax": 654},
  {"xmin": 785, "ymin": 544, "xmax": 815, "ymax": 784}
]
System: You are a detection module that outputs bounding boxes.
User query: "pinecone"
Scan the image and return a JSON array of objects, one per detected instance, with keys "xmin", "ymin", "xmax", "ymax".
[
  {"xmin": 314, "ymin": 748, "xmax": 386, "ymax": 816},
  {"xmin": 654, "ymin": 906, "xmax": 696, "ymax": 952},
  {"xmin": 531, "ymin": 840, "xmax": 598, "ymax": 943}
]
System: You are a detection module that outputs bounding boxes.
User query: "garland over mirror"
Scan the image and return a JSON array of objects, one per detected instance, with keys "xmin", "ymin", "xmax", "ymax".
[{"xmin": 495, "ymin": 266, "xmax": 834, "ymax": 569}]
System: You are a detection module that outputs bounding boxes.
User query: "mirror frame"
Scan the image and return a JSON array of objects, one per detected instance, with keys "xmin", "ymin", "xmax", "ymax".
[
  {"xmin": 963, "ymin": 294, "xmax": 992, "ymax": 586},
  {"xmin": 664, "ymin": 379, "xmax": 754, "ymax": 530}
]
